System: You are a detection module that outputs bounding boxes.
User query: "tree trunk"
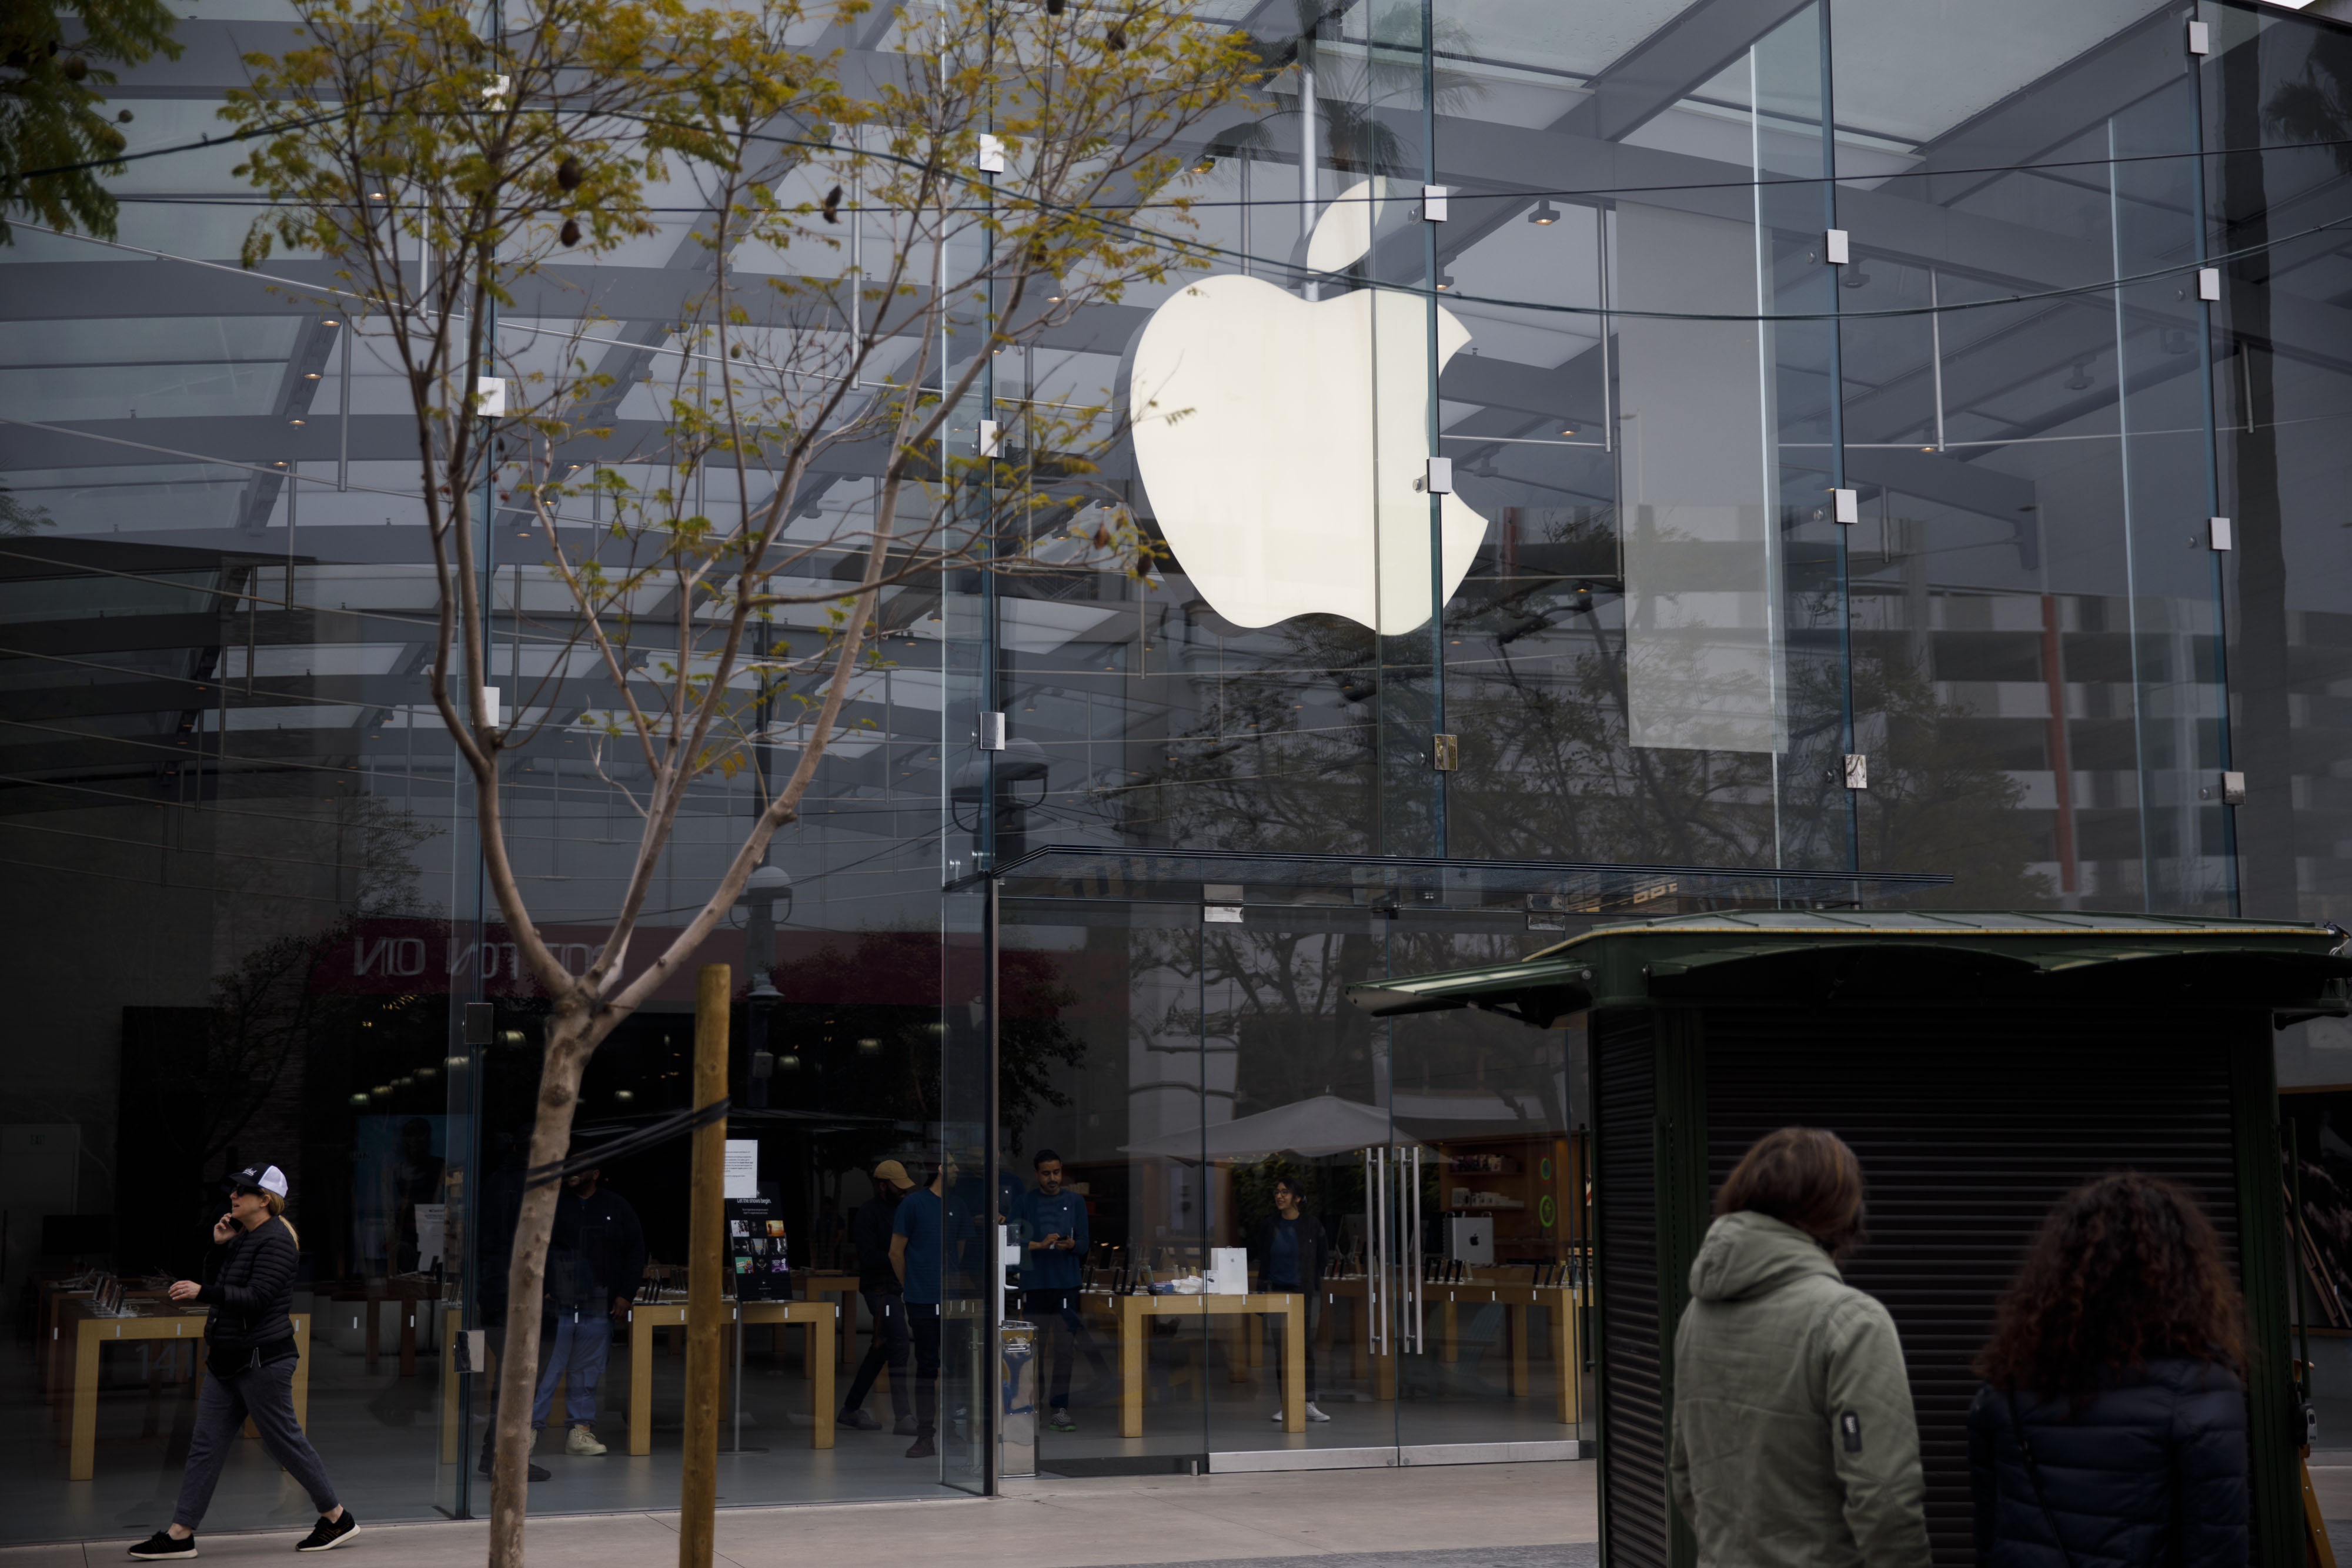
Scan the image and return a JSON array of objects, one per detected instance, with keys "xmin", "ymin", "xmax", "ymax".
[{"xmin": 487, "ymin": 1016, "xmax": 595, "ymax": 1568}]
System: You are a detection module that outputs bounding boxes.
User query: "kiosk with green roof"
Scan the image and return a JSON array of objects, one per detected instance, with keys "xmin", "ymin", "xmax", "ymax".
[{"xmin": 1351, "ymin": 911, "xmax": 2351, "ymax": 1568}]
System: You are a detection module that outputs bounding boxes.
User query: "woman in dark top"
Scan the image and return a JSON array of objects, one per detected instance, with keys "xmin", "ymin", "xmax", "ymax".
[
  {"xmin": 130, "ymin": 1164, "xmax": 359, "ymax": 1559},
  {"xmin": 1969, "ymin": 1171, "xmax": 2247, "ymax": 1568},
  {"xmin": 1248, "ymin": 1175, "xmax": 1331, "ymax": 1423}
]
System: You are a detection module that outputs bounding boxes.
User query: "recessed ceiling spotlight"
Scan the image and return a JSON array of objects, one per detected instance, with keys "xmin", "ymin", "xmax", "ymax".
[{"xmin": 1529, "ymin": 199, "xmax": 1560, "ymax": 226}]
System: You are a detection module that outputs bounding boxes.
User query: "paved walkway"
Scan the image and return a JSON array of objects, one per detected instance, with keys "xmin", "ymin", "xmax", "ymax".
[{"xmin": 0, "ymin": 1462, "xmax": 1599, "ymax": 1567}]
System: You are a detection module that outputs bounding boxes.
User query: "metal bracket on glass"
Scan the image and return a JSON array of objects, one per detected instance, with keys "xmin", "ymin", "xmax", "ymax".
[
  {"xmin": 1203, "ymin": 884, "xmax": 1244, "ymax": 924},
  {"xmin": 1418, "ymin": 457, "xmax": 1453, "ymax": 494},
  {"xmin": 1843, "ymin": 754, "xmax": 1869, "ymax": 791},
  {"xmin": 1831, "ymin": 487, "xmax": 1859, "ymax": 525},
  {"xmin": 2221, "ymin": 771, "xmax": 2247, "ymax": 806},
  {"xmin": 2209, "ymin": 516, "xmax": 2233, "ymax": 551},
  {"xmin": 475, "ymin": 376, "xmax": 507, "ymax": 417},
  {"xmin": 978, "ymin": 711, "xmax": 1006, "ymax": 751},
  {"xmin": 1421, "ymin": 184, "xmax": 1448, "ymax": 222},
  {"xmin": 2198, "ymin": 268, "xmax": 2222, "ymax": 302},
  {"xmin": 1431, "ymin": 734, "xmax": 1459, "ymax": 772},
  {"xmin": 1824, "ymin": 228, "xmax": 1850, "ymax": 266},
  {"xmin": 978, "ymin": 419, "xmax": 1003, "ymax": 457},
  {"xmin": 2189, "ymin": 19, "xmax": 2210, "ymax": 55},
  {"xmin": 978, "ymin": 133, "xmax": 1007, "ymax": 174}
]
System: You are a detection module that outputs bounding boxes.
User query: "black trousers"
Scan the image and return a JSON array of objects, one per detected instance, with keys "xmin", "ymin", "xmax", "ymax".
[
  {"xmin": 842, "ymin": 1288, "xmax": 911, "ymax": 1420},
  {"xmin": 1021, "ymin": 1287, "xmax": 1109, "ymax": 1410},
  {"xmin": 907, "ymin": 1301, "xmax": 943, "ymax": 1436},
  {"xmin": 1265, "ymin": 1289, "xmax": 1319, "ymax": 1401}
]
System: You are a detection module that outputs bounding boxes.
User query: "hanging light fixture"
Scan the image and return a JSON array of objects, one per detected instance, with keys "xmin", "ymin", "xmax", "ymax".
[{"xmin": 1528, "ymin": 199, "xmax": 1561, "ymax": 226}]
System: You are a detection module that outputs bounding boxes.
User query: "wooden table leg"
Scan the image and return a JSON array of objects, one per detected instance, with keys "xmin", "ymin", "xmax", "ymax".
[
  {"xmin": 1556, "ymin": 1296, "xmax": 1578, "ymax": 1426},
  {"xmin": 292, "ymin": 1315, "xmax": 311, "ymax": 1431},
  {"xmin": 1229, "ymin": 1313, "xmax": 1251, "ymax": 1383},
  {"xmin": 440, "ymin": 1315, "xmax": 460, "ymax": 1463},
  {"xmin": 811, "ymin": 1309, "xmax": 834, "ymax": 1450},
  {"xmin": 1119, "ymin": 1299, "xmax": 1143, "ymax": 1439},
  {"xmin": 69, "ymin": 1322, "xmax": 101, "ymax": 1481},
  {"xmin": 629, "ymin": 1312, "xmax": 655, "ymax": 1456},
  {"xmin": 1282, "ymin": 1298, "xmax": 1304, "ymax": 1433}
]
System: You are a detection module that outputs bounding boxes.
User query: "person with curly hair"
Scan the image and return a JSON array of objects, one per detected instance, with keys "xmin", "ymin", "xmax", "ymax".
[
  {"xmin": 1670, "ymin": 1127, "xmax": 1931, "ymax": 1568},
  {"xmin": 1970, "ymin": 1171, "xmax": 2248, "ymax": 1568}
]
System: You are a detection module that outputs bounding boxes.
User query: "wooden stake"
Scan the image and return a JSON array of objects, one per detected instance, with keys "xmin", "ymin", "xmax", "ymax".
[{"xmin": 680, "ymin": 964, "xmax": 729, "ymax": 1568}]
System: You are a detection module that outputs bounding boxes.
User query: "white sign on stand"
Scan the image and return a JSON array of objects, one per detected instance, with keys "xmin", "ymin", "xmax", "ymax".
[{"xmin": 723, "ymin": 1139, "xmax": 759, "ymax": 1199}]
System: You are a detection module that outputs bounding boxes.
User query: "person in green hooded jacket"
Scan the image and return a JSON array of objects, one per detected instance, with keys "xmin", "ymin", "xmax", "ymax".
[{"xmin": 1669, "ymin": 1126, "xmax": 1930, "ymax": 1568}]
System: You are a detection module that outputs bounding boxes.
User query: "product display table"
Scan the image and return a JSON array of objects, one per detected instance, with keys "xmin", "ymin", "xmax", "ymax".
[
  {"xmin": 1321, "ymin": 1274, "xmax": 1582, "ymax": 1423},
  {"xmin": 624, "ymin": 1298, "xmax": 836, "ymax": 1455},
  {"xmin": 1114, "ymin": 1292, "xmax": 1304, "ymax": 1436},
  {"xmin": 795, "ymin": 1272, "xmax": 862, "ymax": 1372},
  {"xmin": 64, "ymin": 1307, "xmax": 312, "ymax": 1481}
]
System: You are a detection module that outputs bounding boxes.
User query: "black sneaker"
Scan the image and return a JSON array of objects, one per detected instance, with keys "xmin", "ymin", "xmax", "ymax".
[
  {"xmin": 296, "ymin": 1512, "xmax": 360, "ymax": 1552},
  {"xmin": 477, "ymin": 1457, "xmax": 551, "ymax": 1482},
  {"xmin": 128, "ymin": 1532, "xmax": 197, "ymax": 1560},
  {"xmin": 840, "ymin": 1407, "xmax": 881, "ymax": 1431},
  {"xmin": 904, "ymin": 1433, "xmax": 937, "ymax": 1459}
]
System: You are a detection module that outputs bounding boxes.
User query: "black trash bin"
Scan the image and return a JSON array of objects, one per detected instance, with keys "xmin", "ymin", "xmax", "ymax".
[{"xmin": 1351, "ymin": 910, "xmax": 2350, "ymax": 1568}]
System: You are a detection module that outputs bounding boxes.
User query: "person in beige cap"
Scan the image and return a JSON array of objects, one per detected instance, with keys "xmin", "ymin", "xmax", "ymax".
[{"xmin": 839, "ymin": 1159, "xmax": 918, "ymax": 1433}]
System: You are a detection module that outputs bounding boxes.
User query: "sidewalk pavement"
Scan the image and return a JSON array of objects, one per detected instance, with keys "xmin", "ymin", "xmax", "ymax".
[{"xmin": 0, "ymin": 1461, "xmax": 1599, "ymax": 1568}]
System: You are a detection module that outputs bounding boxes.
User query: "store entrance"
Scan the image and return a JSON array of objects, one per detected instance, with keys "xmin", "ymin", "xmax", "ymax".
[{"xmin": 994, "ymin": 848, "xmax": 1926, "ymax": 1477}]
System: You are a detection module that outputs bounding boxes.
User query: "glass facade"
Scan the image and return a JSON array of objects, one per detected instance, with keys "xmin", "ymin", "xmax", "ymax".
[{"xmin": 8, "ymin": 0, "xmax": 2352, "ymax": 1542}]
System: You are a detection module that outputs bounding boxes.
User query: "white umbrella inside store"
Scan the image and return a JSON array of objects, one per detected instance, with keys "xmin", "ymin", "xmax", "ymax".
[{"xmin": 1120, "ymin": 1094, "xmax": 1419, "ymax": 1162}]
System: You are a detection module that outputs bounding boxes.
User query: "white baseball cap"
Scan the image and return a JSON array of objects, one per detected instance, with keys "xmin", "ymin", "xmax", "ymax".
[{"xmin": 224, "ymin": 1164, "xmax": 289, "ymax": 1199}]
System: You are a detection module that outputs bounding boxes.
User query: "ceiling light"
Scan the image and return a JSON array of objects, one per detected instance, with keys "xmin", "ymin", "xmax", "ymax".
[
  {"xmin": 322, "ymin": 319, "xmax": 339, "ymax": 326},
  {"xmin": 1561, "ymin": 427, "xmax": 1575, "ymax": 436},
  {"xmin": 289, "ymin": 418, "xmax": 305, "ymax": 426},
  {"xmin": 1435, "ymin": 270, "xmax": 1455, "ymax": 291},
  {"xmin": 1529, "ymin": 199, "xmax": 1560, "ymax": 226},
  {"xmin": 305, "ymin": 372, "xmax": 320, "ymax": 380}
]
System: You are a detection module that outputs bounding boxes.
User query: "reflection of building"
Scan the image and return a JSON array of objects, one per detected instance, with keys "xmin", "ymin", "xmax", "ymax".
[{"xmin": 8, "ymin": 0, "xmax": 2352, "ymax": 1543}]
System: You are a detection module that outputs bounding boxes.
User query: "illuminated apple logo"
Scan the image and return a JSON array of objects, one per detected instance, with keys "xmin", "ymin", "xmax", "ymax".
[{"xmin": 1127, "ymin": 178, "xmax": 1488, "ymax": 634}]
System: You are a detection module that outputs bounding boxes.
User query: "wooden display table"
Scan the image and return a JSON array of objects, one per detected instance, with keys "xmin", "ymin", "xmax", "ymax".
[
  {"xmin": 796, "ymin": 1272, "xmax": 862, "ymax": 1371},
  {"xmin": 624, "ymin": 1298, "xmax": 836, "ymax": 1455},
  {"xmin": 325, "ymin": 1276, "xmax": 439, "ymax": 1376},
  {"xmin": 65, "ymin": 1308, "xmax": 312, "ymax": 1481},
  {"xmin": 1315, "ymin": 1273, "xmax": 1583, "ymax": 1424},
  {"xmin": 1114, "ymin": 1292, "xmax": 1304, "ymax": 1436}
]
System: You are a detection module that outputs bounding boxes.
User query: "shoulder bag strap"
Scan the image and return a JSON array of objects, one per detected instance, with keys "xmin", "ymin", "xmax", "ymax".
[{"xmin": 2004, "ymin": 1389, "xmax": 2079, "ymax": 1568}]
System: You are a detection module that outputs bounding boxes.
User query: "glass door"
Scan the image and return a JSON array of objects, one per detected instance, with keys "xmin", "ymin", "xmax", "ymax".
[
  {"xmin": 1199, "ymin": 905, "xmax": 1394, "ymax": 1463},
  {"xmin": 1387, "ymin": 1003, "xmax": 1589, "ymax": 1460}
]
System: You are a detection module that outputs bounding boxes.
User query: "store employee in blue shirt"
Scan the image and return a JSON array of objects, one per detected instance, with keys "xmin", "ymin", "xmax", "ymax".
[
  {"xmin": 1022, "ymin": 1150, "xmax": 1110, "ymax": 1432},
  {"xmin": 889, "ymin": 1156, "xmax": 951, "ymax": 1460}
]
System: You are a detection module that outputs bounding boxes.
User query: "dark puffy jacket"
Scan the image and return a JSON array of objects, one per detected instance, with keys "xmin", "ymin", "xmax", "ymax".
[
  {"xmin": 1967, "ymin": 1358, "xmax": 2247, "ymax": 1568},
  {"xmin": 199, "ymin": 1216, "xmax": 299, "ymax": 1356}
]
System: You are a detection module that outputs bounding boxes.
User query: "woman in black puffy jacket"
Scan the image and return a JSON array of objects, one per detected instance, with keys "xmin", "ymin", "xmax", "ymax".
[
  {"xmin": 129, "ymin": 1164, "xmax": 359, "ymax": 1559},
  {"xmin": 1969, "ymin": 1171, "xmax": 2247, "ymax": 1568}
]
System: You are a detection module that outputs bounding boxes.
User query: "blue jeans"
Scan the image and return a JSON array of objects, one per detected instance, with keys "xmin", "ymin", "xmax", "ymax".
[{"xmin": 532, "ymin": 1309, "xmax": 612, "ymax": 1428}]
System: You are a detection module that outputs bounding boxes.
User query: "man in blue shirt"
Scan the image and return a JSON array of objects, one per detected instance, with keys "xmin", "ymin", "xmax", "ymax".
[
  {"xmin": 1021, "ymin": 1150, "xmax": 1110, "ymax": 1432},
  {"xmin": 890, "ymin": 1156, "xmax": 952, "ymax": 1459}
]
